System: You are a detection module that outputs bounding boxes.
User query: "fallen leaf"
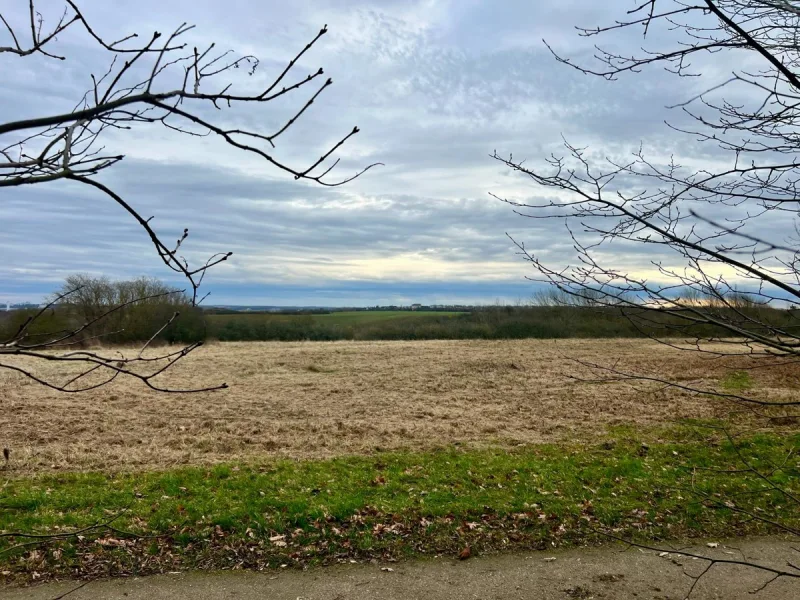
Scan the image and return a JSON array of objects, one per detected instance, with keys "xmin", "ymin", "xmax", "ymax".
[
  {"xmin": 543, "ymin": 557, "xmax": 557, "ymax": 562},
  {"xmin": 458, "ymin": 546, "xmax": 472, "ymax": 560},
  {"xmin": 96, "ymin": 537, "xmax": 125, "ymax": 547},
  {"xmin": 381, "ymin": 567, "xmax": 394, "ymax": 572}
]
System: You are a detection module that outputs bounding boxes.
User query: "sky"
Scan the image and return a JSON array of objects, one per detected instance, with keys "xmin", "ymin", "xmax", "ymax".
[{"xmin": 0, "ymin": 0, "xmax": 772, "ymax": 306}]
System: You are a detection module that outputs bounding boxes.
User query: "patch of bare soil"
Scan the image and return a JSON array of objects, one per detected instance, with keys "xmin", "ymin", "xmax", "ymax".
[{"xmin": 1, "ymin": 339, "xmax": 794, "ymax": 473}]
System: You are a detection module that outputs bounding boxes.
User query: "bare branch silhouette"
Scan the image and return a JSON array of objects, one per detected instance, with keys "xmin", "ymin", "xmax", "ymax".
[
  {"xmin": 499, "ymin": 1, "xmax": 800, "ymax": 595},
  {"xmin": 1, "ymin": 1, "xmax": 377, "ymax": 392}
]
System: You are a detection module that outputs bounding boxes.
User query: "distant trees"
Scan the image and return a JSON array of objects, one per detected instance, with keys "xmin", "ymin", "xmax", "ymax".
[
  {"xmin": 55, "ymin": 274, "xmax": 206, "ymax": 344},
  {"xmin": 530, "ymin": 288, "xmax": 607, "ymax": 307},
  {"xmin": 0, "ymin": 275, "xmax": 205, "ymax": 347}
]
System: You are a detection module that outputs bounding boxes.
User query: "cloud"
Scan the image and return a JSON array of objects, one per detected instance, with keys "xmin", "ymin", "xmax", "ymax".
[{"xmin": 1, "ymin": 1, "xmax": 792, "ymax": 306}]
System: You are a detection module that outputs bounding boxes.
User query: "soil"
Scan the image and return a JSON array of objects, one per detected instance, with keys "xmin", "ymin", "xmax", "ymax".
[{"xmin": 2, "ymin": 339, "xmax": 795, "ymax": 473}]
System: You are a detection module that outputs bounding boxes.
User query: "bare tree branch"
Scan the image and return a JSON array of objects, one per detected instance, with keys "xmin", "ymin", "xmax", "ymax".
[{"xmin": 1, "ymin": 1, "xmax": 377, "ymax": 393}]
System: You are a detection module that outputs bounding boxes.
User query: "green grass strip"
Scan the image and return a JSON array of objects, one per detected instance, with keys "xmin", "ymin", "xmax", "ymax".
[{"xmin": 1, "ymin": 430, "xmax": 798, "ymax": 579}]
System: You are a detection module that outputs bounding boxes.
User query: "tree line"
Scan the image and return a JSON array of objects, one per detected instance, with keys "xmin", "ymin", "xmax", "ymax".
[
  {"xmin": 0, "ymin": 275, "xmax": 206, "ymax": 346},
  {"xmin": 3, "ymin": 275, "xmax": 795, "ymax": 345}
]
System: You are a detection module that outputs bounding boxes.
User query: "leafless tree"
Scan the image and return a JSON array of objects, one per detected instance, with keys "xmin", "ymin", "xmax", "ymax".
[
  {"xmin": 494, "ymin": 1, "xmax": 800, "ymax": 594},
  {"xmin": 0, "ymin": 1, "xmax": 378, "ymax": 392}
]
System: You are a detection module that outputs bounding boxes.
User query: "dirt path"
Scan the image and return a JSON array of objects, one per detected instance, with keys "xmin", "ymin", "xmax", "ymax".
[{"xmin": 3, "ymin": 538, "xmax": 798, "ymax": 600}]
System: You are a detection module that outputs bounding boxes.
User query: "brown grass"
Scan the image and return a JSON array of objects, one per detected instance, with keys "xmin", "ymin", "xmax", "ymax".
[{"xmin": 1, "ymin": 339, "xmax": 796, "ymax": 474}]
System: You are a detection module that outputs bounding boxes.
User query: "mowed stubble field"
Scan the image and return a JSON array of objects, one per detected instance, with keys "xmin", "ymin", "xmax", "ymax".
[{"xmin": 3, "ymin": 338, "xmax": 795, "ymax": 474}]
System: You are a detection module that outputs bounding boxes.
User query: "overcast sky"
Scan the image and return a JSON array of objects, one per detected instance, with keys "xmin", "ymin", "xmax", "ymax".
[{"xmin": 0, "ymin": 0, "xmax": 752, "ymax": 306}]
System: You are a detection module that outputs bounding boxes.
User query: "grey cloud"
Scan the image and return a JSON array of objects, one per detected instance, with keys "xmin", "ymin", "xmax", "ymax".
[{"xmin": 1, "ymin": 0, "xmax": 786, "ymax": 304}]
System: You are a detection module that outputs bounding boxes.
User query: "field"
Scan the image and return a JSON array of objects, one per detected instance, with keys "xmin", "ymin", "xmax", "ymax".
[
  {"xmin": 258, "ymin": 310, "xmax": 459, "ymax": 322},
  {"xmin": 206, "ymin": 310, "xmax": 469, "ymax": 341},
  {"xmin": 2, "ymin": 338, "xmax": 799, "ymax": 582},
  {"xmin": 209, "ymin": 310, "xmax": 465, "ymax": 326},
  {"xmin": 2, "ymin": 338, "xmax": 795, "ymax": 474}
]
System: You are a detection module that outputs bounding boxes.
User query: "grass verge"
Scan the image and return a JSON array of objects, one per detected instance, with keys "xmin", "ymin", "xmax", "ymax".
[{"xmin": 1, "ymin": 426, "xmax": 798, "ymax": 582}]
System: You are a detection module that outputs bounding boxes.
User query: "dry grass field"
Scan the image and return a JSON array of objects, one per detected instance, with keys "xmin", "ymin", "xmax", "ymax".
[{"xmin": 2, "ymin": 339, "xmax": 797, "ymax": 474}]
